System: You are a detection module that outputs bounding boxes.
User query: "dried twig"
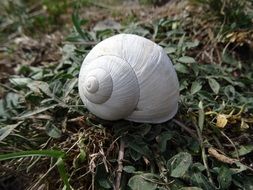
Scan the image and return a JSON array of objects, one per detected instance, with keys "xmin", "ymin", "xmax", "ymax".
[
  {"xmin": 208, "ymin": 147, "xmax": 238, "ymax": 164},
  {"xmin": 114, "ymin": 139, "xmax": 125, "ymax": 190},
  {"xmin": 62, "ymin": 41, "xmax": 98, "ymax": 45},
  {"xmin": 220, "ymin": 131, "xmax": 239, "ymax": 160},
  {"xmin": 28, "ymin": 161, "xmax": 58, "ymax": 190},
  {"xmin": 172, "ymin": 119, "xmax": 198, "ymax": 139}
]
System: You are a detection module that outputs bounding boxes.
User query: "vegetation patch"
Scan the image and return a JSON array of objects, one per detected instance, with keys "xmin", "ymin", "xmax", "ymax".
[{"xmin": 0, "ymin": 0, "xmax": 253, "ymax": 189}]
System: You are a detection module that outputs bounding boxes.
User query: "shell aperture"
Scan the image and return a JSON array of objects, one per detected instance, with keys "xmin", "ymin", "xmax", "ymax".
[{"xmin": 78, "ymin": 34, "xmax": 179, "ymax": 123}]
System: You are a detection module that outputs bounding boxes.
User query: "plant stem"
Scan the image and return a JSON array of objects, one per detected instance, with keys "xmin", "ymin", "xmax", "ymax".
[
  {"xmin": 114, "ymin": 139, "xmax": 125, "ymax": 190},
  {"xmin": 193, "ymin": 122, "xmax": 214, "ymax": 186},
  {"xmin": 172, "ymin": 119, "xmax": 198, "ymax": 139}
]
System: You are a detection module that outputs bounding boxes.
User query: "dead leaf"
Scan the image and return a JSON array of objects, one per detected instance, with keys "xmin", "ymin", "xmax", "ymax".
[
  {"xmin": 93, "ymin": 19, "xmax": 121, "ymax": 31},
  {"xmin": 216, "ymin": 114, "xmax": 228, "ymax": 128}
]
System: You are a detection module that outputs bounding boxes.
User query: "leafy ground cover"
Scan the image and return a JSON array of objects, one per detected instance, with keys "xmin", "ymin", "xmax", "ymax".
[{"xmin": 0, "ymin": 0, "xmax": 253, "ymax": 189}]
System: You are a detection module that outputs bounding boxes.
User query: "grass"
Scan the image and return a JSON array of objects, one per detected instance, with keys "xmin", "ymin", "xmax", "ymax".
[{"xmin": 0, "ymin": 0, "xmax": 253, "ymax": 189}]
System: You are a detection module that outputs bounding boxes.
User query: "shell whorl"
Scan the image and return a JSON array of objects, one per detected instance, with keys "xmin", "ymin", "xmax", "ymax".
[
  {"xmin": 85, "ymin": 77, "xmax": 99, "ymax": 93},
  {"xmin": 78, "ymin": 55, "xmax": 140, "ymax": 120},
  {"xmin": 82, "ymin": 68, "xmax": 113, "ymax": 104}
]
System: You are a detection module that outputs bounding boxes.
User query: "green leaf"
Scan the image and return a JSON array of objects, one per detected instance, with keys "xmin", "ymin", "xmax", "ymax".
[
  {"xmin": 179, "ymin": 80, "xmax": 189, "ymax": 91},
  {"xmin": 0, "ymin": 150, "xmax": 65, "ymax": 161},
  {"xmin": 45, "ymin": 121, "xmax": 62, "ymax": 139},
  {"xmin": 191, "ymin": 162, "xmax": 205, "ymax": 172},
  {"xmin": 191, "ymin": 81, "xmax": 202, "ymax": 95},
  {"xmin": 128, "ymin": 140, "xmax": 152, "ymax": 158},
  {"xmin": 98, "ymin": 178, "xmax": 111, "ymax": 189},
  {"xmin": 27, "ymin": 81, "xmax": 53, "ymax": 97},
  {"xmin": 180, "ymin": 187, "xmax": 202, "ymax": 190},
  {"xmin": 0, "ymin": 150, "xmax": 71, "ymax": 189},
  {"xmin": 62, "ymin": 44, "xmax": 76, "ymax": 60},
  {"xmin": 63, "ymin": 78, "xmax": 78, "ymax": 99},
  {"xmin": 51, "ymin": 80, "xmax": 64, "ymax": 97},
  {"xmin": 224, "ymin": 85, "xmax": 235, "ymax": 100},
  {"xmin": 192, "ymin": 63, "xmax": 200, "ymax": 76},
  {"xmin": 0, "ymin": 100, "xmax": 8, "ymax": 118},
  {"xmin": 231, "ymin": 145, "xmax": 253, "ymax": 157},
  {"xmin": 95, "ymin": 164, "xmax": 112, "ymax": 189},
  {"xmin": 222, "ymin": 52, "xmax": 238, "ymax": 66},
  {"xmin": 72, "ymin": 12, "xmax": 88, "ymax": 39},
  {"xmin": 135, "ymin": 124, "xmax": 152, "ymax": 136},
  {"xmin": 74, "ymin": 148, "xmax": 87, "ymax": 168},
  {"xmin": 128, "ymin": 174, "xmax": 157, "ymax": 190},
  {"xmin": 0, "ymin": 122, "xmax": 23, "ymax": 141},
  {"xmin": 15, "ymin": 104, "xmax": 57, "ymax": 119},
  {"xmin": 218, "ymin": 166, "xmax": 232, "ymax": 189},
  {"xmin": 9, "ymin": 77, "xmax": 33, "ymax": 87},
  {"xmin": 178, "ymin": 34, "xmax": 185, "ymax": 49},
  {"xmin": 208, "ymin": 78, "xmax": 220, "ymax": 94},
  {"xmin": 157, "ymin": 187, "xmax": 167, "ymax": 190},
  {"xmin": 56, "ymin": 157, "xmax": 72, "ymax": 190},
  {"xmin": 232, "ymin": 162, "xmax": 248, "ymax": 173},
  {"xmin": 129, "ymin": 149, "xmax": 142, "ymax": 161},
  {"xmin": 174, "ymin": 63, "xmax": 189, "ymax": 74},
  {"xmin": 167, "ymin": 152, "xmax": 192, "ymax": 178},
  {"xmin": 123, "ymin": 166, "xmax": 136, "ymax": 173},
  {"xmin": 184, "ymin": 40, "xmax": 199, "ymax": 49},
  {"xmin": 178, "ymin": 56, "xmax": 196, "ymax": 64},
  {"xmin": 79, "ymin": 149, "xmax": 87, "ymax": 162},
  {"xmin": 165, "ymin": 47, "xmax": 177, "ymax": 54},
  {"xmin": 190, "ymin": 172, "xmax": 215, "ymax": 190},
  {"xmin": 5, "ymin": 92, "xmax": 21, "ymax": 109},
  {"xmin": 231, "ymin": 174, "xmax": 253, "ymax": 189},
  {"xmin": 157, "ymin": 131, "xmax": 174, "ymax": 152},
  {"xmin": 241, "ymin": 176, "xmax": 253, "ymax": 190}
]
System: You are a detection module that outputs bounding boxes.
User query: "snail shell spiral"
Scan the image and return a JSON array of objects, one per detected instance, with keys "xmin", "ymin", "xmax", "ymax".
[{"xmin": 78, "ymin": 34, "xmax": 179, "ymax": 123}]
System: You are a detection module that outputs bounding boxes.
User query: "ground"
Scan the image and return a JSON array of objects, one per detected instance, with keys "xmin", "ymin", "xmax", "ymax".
[{"xmin": 0, "ymin": 0, "xmax": 253, "ymax": 190}]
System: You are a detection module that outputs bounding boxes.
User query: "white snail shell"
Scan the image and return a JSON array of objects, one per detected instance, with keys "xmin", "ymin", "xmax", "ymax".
[{"xmin": 78, "ymin": 34, "xmax": 179, "ymax": 123}]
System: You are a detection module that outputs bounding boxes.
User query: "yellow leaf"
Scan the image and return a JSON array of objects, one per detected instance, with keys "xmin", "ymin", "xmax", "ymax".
[
  {"xmin": 226, "ymin": 32, "xmax": 234, "ymax": 38},
  {"xmin": 205, "ymin": 111, "xmax": 217, "ymax": 115},
  {"xmin": 243, "ymin": 118, "xmax": 253, "ymax": 123},
  {"xmin": 216, "ymin": 114, "xmax": 228, "ymax": 128},
  {"xmin": 240, "ymin": 119, "xmax": 249, "ymax": 129}
]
